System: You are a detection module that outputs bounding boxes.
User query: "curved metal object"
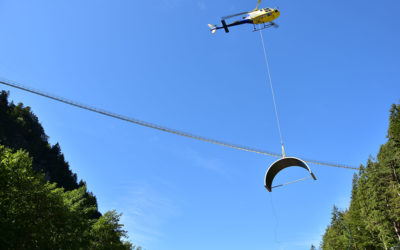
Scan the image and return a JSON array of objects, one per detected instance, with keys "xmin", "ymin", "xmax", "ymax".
[{"xmin": 264, "ymin": 157, "xmax": 317, "ymax": 192}]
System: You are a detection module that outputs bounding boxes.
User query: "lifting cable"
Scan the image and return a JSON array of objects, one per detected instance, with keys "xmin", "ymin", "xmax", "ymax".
[
  {"xmin": 259, "ymin": 28, "xmax": 286, "ymax": 158},
  {"xmin": 0, "ymin": 78, "xmax": 359, "ymax": 170}
]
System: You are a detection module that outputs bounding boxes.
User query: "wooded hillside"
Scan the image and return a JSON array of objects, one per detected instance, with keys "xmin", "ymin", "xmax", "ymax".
[
  {"xmin": 321, "ymin": 103, "xmax": 400, "ymax": 249},
  {"xmin": 0, "ymin": 91, "xmax": 137, "ymax": 249}
]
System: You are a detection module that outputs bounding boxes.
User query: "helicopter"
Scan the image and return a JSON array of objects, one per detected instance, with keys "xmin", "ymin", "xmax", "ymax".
[{"xmin": 208, "ymin": 0, "xmax": 280, "ymax": 34}]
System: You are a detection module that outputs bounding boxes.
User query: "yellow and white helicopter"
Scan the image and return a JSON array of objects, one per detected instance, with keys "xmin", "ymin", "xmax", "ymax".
[{"xmin": 208, "ymin": 0, "xmax": 280, "ymax": 34}]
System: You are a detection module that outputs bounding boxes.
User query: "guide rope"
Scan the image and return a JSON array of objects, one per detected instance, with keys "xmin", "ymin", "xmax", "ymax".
[
  {"xmin": 259, "ymin": 28, "xmax": 286, "ymax": 157},
  {"xmin": 268, "ymin": 193, "xmax": 281, "ymax": 245},
  {"xmin": 0, "ymin": 78, "xmax": 359, "ymax": 170}
]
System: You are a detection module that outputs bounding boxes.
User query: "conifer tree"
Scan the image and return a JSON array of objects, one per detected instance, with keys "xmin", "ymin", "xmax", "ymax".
[{"xmin": 322, "ymin": 102, "xmax": 400, "ymax": 249}]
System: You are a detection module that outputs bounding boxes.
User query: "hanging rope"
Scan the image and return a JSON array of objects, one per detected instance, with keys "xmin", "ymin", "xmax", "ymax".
[
  {"xmin": 0, "ymin": 78, "xmax": 359, "ymax": 170},
  {"xmin": 268, "ymin": 193, "xmax": 281, "ymax": 245},
  {"xmin": 259, "ymin": 28, "xmax": 286, "ymax": 157}
]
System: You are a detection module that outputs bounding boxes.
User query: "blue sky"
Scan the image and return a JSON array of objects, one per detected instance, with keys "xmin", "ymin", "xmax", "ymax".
[{"xmin": 1, "ymin": 0, "xmax": 399, "ymax": 249}]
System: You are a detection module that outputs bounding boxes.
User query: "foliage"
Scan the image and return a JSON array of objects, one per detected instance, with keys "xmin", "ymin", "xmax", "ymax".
[
  {"xmin": 0, "ymin": 90, "xmax": 103, "ymax": 218},
  {"xmin": 0, "ymin": 90, "xmax": 79, "ymax": 190},
  {"xmin": 0, "ymin": 145, "xmax": 132, "ymax": 249},
  {"xmin": 90, "ymin": 210, "xmax": 134, "ymax": 250},
  {"xmin": 0, "ymin": 91, "xmax": 135, "ymax": 249},
  {"xmin": 321, "ymin": 103, "xmax": 400, "ymax": 249}
]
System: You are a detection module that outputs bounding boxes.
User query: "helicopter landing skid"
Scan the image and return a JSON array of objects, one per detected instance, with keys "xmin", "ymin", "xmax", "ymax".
[{"xmin": 253, "ymin": 23, "xmax": 274, "ymax": 32}]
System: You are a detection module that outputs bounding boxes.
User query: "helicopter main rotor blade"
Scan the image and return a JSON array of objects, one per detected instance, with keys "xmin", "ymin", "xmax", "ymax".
[
  {"xmin": 221, "ymin": 11, "xmax": 250, "ymax": 20},
  {"xmin": 254, "ymin": 0, "xmax": 262, "ymax": 11}
]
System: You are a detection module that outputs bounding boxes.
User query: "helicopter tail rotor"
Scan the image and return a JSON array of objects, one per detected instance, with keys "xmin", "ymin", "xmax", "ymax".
[{"xmin": 208, "ymin": 24, "xmax": 217, "ymax": 34}]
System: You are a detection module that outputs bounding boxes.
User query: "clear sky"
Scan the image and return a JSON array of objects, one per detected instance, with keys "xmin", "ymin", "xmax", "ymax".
[{"xmin": 1, "ymin": 0, "xmax": 399, "ymax": 249}]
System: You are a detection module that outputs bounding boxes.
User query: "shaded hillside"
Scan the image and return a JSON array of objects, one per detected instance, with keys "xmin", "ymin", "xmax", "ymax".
[
  {"xmin": 0, "ymin": 90, "xmax": 137, "ymax": 249},
  {"xmin": 0, "ymin": 90, "xmax": 101, "ymax": 219},
  {"xmin": 0, "ymin": 90, "xmax": 79, "ymax": 191},
  {"xmin": 321, "ymin": 103, "xmax": 400, "ymax": 249}
]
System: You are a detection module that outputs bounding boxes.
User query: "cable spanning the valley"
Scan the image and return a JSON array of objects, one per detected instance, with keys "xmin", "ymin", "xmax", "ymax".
[{"xmin": 0, "ymin": 78, "xmax": 359, "ymax": 170}]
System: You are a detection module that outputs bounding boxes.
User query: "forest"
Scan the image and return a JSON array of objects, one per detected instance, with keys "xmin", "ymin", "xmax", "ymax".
[
  {"xmin": 320, "ymin": 102, "xmax": 400, "ymax": 249},
  {"xmin": 0, "ymin": 90, "xmax": 139, "ymax": 249}
]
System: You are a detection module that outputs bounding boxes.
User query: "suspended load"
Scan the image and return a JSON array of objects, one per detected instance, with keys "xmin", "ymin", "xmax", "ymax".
[{"xmin": 264, "ymin": 157, "xmax": 317, "ymax": 192}]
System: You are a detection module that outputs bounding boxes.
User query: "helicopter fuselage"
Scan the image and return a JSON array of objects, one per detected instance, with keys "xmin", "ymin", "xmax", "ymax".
[{"xmin": 247, "ymin": 8, "xmax": 280, "ymax": 24}]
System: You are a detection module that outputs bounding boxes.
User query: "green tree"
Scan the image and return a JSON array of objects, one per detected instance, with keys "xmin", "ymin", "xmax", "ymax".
[
  {"xmin": 0, "ymin": 145, "xmax": 88, "ymax": 248},
  {"xmin": 321, "ymin": 206, "xmax": 348, "ymax": 249},
  {"xmin": 0, "ymin": 90, "xmax": 79, "ymax": 191},
  {"xmin": 0, "ymin": 91, "xmax": 138, "ymax": 248},
  {"xmin": 0, "ymin": 145, "xmax": 133, "ymax": 249},
  {"xmin": 322, "ymin": 102, "xmax": 400, "ymax": 249},
  {"xmin": 90, "ymin": 210, "xmax": 133, "ymax": 250}
]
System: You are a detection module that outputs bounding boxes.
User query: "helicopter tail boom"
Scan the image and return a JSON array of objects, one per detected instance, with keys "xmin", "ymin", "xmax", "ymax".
[{"xmin": 208, "ymin": 19, "xmax": 252, "ymax": 34}]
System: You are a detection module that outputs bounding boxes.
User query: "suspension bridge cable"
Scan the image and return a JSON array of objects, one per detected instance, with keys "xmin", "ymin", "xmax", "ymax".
[
  {"xmin": 0, "ymin": 78, "xmax": 359, "ymax": 170},
  {"xmin": 259, "ymin": 28, "xmax": 285, "ymax": 157}
]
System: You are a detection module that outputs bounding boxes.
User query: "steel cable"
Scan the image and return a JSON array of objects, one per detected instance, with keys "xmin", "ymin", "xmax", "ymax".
[
  {"xmin": 0, "ymin": 78, "xmax": 359, "ymax": 170},
  {"xmin": 259, "ymin": 28, "xmax": 285, "ymax": 156}
]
